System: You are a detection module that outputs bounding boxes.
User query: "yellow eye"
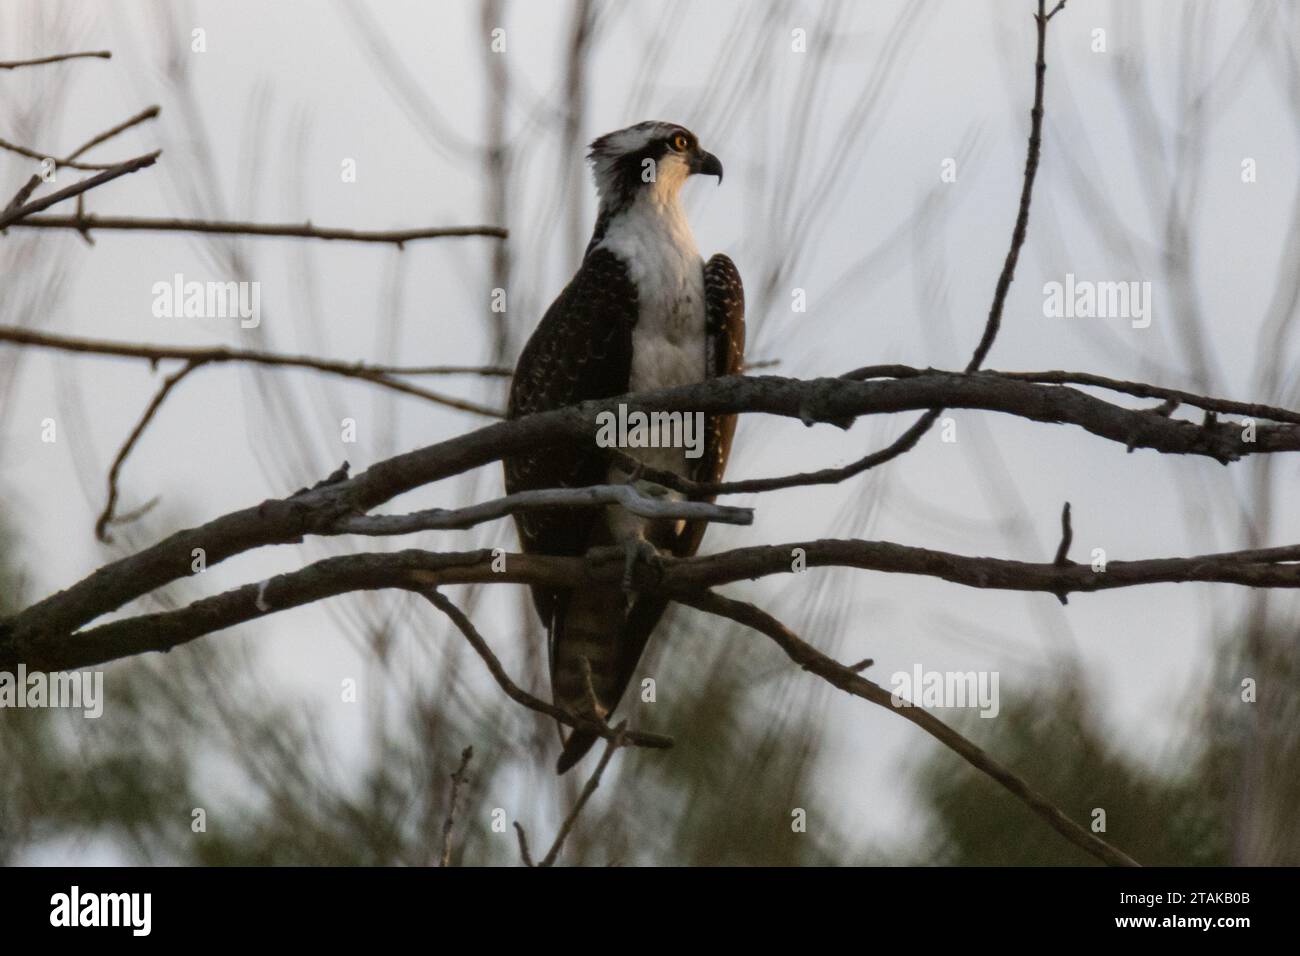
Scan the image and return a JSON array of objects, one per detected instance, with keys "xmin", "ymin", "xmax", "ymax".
[{"xmin": 671, "ymin": 133, "xmax": 689, "ymax": 152}]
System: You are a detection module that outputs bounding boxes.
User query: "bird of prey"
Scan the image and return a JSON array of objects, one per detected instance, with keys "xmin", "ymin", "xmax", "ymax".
[{"xmin": 504, "ymin": 121, "xmax": 745, "ymax": 773}]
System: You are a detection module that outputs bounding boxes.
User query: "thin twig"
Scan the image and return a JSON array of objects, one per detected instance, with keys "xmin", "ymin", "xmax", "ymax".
[
  {"xmin": 994, "ymin": 369, "xmax": 1300, "ymax": 426},
  {"xmin": 0, "ymin": 327, "xmax": 774, "ymax": 381},
  {"xmin": 539, "ymin": 722, "xmax": 627, "ymax": 867},
  {"xmin": 438, "ymin": 746, "xmax": 474, "ymax": 867},
  {"xmin": 3, "ymin": 106, "xmax": 161, "ymax": 213},
  {"xmin": 0, "ymin": 327, "xmax": 502, "ymax": 417},
  {"xmin": 685, "ymin": 0, "xmax": 1063, "ymax": 497},
  {"xmin": 1053, "ymin": 502, "xmax": 1073, "ymax": 565},
  {"xmin": 10, "ymin": 214, "xmax": 507, "ymax": 245},
  {"xmin": 95, "ymin": 360, "xmax": 205, "ymax": 542},
  {"xmin": 64, "ymin": 106, "xmax": 161, "ymax": 162},
  {"xmin": 0, "ymin": 50, "xmax": 112, "ymax": 69},
  {"xmin": 377, "ymin": 364, "xmax": 511, "ymax": 377},
  {"xmin": 1052, "ymin": 501, "xmax": 1073, "ymax": 605},
  {"xmin": 0, "ymin": 138, "xmax": 116, "ymax": 170},
  {"xmin": 672, "ymin": 589, "xmax": 1140, "ymax": 867},
  {"xmin": 0, "ymin": 150, "xmax": 160, "ymax": 229},
  {"xmin": 513, "ymin": 822, "xmax": 536, "ymax": 867}
]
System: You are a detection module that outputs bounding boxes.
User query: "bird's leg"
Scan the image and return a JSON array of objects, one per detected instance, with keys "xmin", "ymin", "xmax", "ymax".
[
  {"xmin": 620, "ymin": 532, "xmax": 663, "ymax": 592},
  {"xmin": 583, "ymin": 537, "xmax": 664, "ymax": 592}
]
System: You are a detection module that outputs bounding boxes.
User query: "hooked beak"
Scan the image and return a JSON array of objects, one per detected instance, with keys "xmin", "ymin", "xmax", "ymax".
[{"xmin": 690, "ymin": 149, "xmax": 724, "ymax": 183}]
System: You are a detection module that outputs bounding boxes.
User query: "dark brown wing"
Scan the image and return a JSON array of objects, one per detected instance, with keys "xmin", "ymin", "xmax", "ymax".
[
  {"xmin": 504, "ymin": 248, "xmax": 637, "ymax": 626},
  {"xmin": 676, "ymin": 252, "xmax": 746, "ymax": 558}
]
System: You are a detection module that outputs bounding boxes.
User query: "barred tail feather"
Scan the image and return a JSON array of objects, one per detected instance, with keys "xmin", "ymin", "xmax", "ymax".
[{"xmin": 552, "ymin": 584, "xmax": 627, "ymax": 774}]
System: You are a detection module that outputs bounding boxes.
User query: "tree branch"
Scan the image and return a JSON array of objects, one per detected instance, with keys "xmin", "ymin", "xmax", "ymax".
[
  {"xmin": 95, "ymin": 360, "xmax": 205, "ymax": 542},
  {"xmin": 0, "ymin": 150, "xmax": 160, "ymax": 229},
  {"xmin": 8, "ymin": 214, "xmax": 507, "ymax": 245},
  {"xmin": 437, "ymin": 745, "xmax": 474, "ymax": 867},
  {"xmin": 538, "ymin": 723, "xmax": 626, "ymax": 867},
  {"xmin": 798, "ymin": 0, "xmax": 1063, "ymax": 489},
  {"xmin": 0, "ymin": 50, "xmax": 112, "ymax": 69},
  {"xmin": 4, "ymin": 106, "xmax": 161, "ymax": 214},
  {"xmin": 993, "ymin": 368, "xmax": 1300, "ymax": 426},
  {"xmin": 334, "ymin": 484, "xmax": 753, "ymax": 536},
  {"xmin": 0, "ymin": 326, "xmax": 503, "ymax": 418},
  {"xmin": 14, "ymin": 534, "xmax": 1300, "ymax": 673},
  {"xmin": 3, "ymin": 369, "xmax": 1295, "ymax": 660},
  {"xmin": 670, "ymin": 589, "xmax": 1139, "ymax": 867},
  {"xmin": 0, "ymin": 137, "xmax": 117, "ymax": 171}
]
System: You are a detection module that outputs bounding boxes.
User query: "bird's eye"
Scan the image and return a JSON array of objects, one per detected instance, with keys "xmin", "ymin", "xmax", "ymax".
[{"xmin": 670, "ymin": 133, "xmax": 689, "ymax": 152}]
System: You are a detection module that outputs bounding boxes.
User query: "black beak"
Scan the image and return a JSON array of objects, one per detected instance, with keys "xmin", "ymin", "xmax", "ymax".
[{"xmin": 691, "ymin": 149, "xmax": 724, "ymax": 183}]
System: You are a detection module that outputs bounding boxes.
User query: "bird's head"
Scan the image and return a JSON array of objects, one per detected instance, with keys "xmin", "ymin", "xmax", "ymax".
[{"xmin": 587, "ymin": 121, "xmax": 723, "ymax": 211}]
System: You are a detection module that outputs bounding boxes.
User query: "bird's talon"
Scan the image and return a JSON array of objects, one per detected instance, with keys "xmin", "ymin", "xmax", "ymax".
[{"xmin": 622, "ymin": 538, "xmax": 663, "ymax": 591}]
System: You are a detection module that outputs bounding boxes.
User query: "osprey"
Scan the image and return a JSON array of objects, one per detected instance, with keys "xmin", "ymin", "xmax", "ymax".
[{"xmin": 504, "ymin": 121, "xmax": 745, "ymax": 773}]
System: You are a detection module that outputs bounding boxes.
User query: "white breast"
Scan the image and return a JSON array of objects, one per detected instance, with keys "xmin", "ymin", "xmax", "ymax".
[
  {"xmin": 594, "ymin": 193, "xmax": 707, "ymax": 540},
  {"xmin": 595, "ymin": 195, "xmax": 707, "ymax": 396}
]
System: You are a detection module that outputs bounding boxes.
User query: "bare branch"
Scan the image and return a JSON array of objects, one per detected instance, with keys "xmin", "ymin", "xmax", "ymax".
[
  {"xmin": 671, "ymin": 589, "xmax": 1140, "ymax": 867},
  {"xmin": 538, "ymin": 722, "xmax": 627, "ymax": 867},
  {"xmin": 1051, "ymin": 501, "xmax": 1073, "ymax": 606},
  {"xmin": 786, "ymin": 0, "xmax": 1065, "ymax": 490},
  {"xmin": 513, "ymin": 822, "xmax": 536, "ymax": 867},
  {"xmin": 9, "ymin": 214, "xmax": 507, "ymax": 245},
  {"xmin": 3, "ymin": 106, "xmax": 161, "ymax": 213},
  {"xmin": 0, "ymin": 138, "xmax": 117, "ymax": 171},
  {"xmin": 0, "ymin": 326, "xmax": 772, "ymax": 380},
  {"xmin": 0, "ymin": 150, "xmax": 160, "ymax": 229},
  {"xmin": 994, "ymin": 369, "xmax": 1300, "ymax": 426},
  {"xmin": 334, "ymin": 484, "xmax": 753, "ymax": 536},
  {"xmin": 3, "ymin": 369, "xmax": 1296, "ymax": 661},
  {"xmin": 0, "ymin": 50, "xmax": 112, "ymax": 69},
  {"xmin": 63, "ymin": 106, "xmax": 161, "ymax": 162},
  {"xmin": 605, "ymin": 369, "xmax": 1290, "ymax": 498},
  {"xmin": 96, "ymin": 360, "xmax": 205, "ymax": 543},
  {"xmin": 0, "ymin": 326, "xmax": 503, "ymax": 417},
  {"xmin": 17, "ymin": 534, "xmax": 1300, "ymax": 673},
  {"xmin": 438, "ymin": 746, "xmax": 474, "ymax": 867},
  {"xmin": 966, "ymin": 0, "xmax": 1055, "ymax": 372}
]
